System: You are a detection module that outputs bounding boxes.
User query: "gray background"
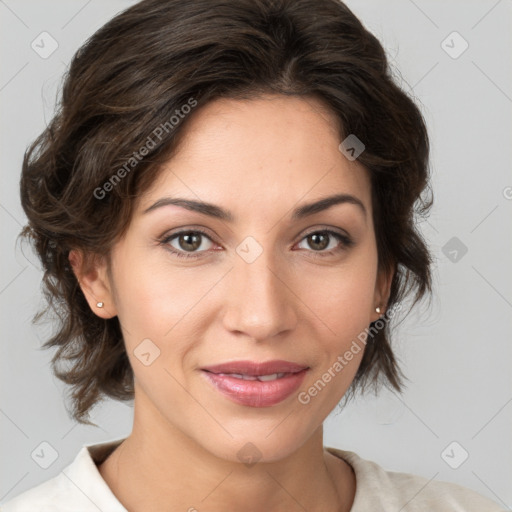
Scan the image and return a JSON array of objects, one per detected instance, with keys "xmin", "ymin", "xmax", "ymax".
[{"xmin": 1, "ymin": 0, "xmax": 511, "ymax": 508}]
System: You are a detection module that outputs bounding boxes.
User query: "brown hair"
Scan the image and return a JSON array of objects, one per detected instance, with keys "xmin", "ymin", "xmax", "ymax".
[{"xmin": 20, "ymin": 0, "xmax": 433, "ymax": 425}]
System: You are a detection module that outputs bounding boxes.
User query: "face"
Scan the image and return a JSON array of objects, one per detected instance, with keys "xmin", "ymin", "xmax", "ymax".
[{"xmin": 76, "ymin": 94, "xmax": 390, "ymax": 463}]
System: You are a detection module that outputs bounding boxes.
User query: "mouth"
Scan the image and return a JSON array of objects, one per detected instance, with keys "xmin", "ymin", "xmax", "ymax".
[
  {"xmin": 201, "ymin": 360, "xmax": 309, "ymax": 407},
  {"xmin": 206, "ymin": 372, "xmax": 291, "ymax": 381}
]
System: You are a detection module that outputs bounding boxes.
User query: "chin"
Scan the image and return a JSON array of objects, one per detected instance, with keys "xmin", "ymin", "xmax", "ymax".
[
  {"xmin": 207, "ymin": 438, "xmax": 304, "ymax": 465},
  {"xmin": 192, "ymin": 417, "xmax": 316, "ymax": 465}
]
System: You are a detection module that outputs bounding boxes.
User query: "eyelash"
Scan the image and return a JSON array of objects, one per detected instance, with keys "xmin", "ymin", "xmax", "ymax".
[{"xmin": 158, "ymin": 228, "xmax": 354, "ymax": 260}]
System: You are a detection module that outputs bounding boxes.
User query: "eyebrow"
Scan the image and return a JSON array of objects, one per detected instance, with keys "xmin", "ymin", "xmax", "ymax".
[{"xmin": 143, "ymin": 193, "xmax": 367, "ymax": 221}]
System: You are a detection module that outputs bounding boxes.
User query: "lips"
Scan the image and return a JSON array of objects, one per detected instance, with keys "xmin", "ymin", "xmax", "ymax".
[
  {"xmin": 201, "ymin": 360, "xmax": 309, "ymax": 407},
  {"xmin": 202, "ymin": 360, "xmax": 308, "ymax": 376}
]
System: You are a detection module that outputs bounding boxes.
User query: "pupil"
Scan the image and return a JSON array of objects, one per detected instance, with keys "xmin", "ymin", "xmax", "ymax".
[
  {"xmin": 310, "ymin": 233, "xmax": 328, "ymax": 250},
  {"xmin": 181, "ymin": 233, "xmax": 201, "ymax": 251}
]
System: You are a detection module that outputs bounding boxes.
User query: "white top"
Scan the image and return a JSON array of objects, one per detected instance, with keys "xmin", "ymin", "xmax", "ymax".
[{"xmin": 1, "ymin": 437, "xmax": 505, "ymax": 511}]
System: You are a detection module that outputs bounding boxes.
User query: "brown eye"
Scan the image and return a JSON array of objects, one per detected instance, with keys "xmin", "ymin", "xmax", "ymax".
[
  {"xmin": 161, "ymin": 229, "xmax": 216, "ymax": 259},
  {"xmin": 296, "ymin": 230, "xmax": 354, "ymax": 257},
  {"xmin": 177, "ymin": 232, "xmax": 203, "ymax": 252},
  {"xmin": 306, "ymin": 232, "xmax": 330, "ymax": 251}
]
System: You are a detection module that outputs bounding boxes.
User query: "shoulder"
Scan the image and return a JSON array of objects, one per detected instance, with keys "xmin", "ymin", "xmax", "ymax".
[
  {"xmin": 1, "ymin": 441, "xmax": 127, "ymax": 512},
  {"xmin": 326, "ymin": 447, "xmax": 506, "ymax": 512},
  {"xmin": 0, "ymin": 472, "xmax": 67, "ymax": 512}
]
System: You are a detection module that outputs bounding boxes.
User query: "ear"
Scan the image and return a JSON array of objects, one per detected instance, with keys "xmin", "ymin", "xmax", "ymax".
[
  {"xmin": 371, "ymin": 263, "xmax": 395, "ymax": 322},
  {"xmin": 68, "ymin": 249, "xmax": 118, "ymax": 319}
]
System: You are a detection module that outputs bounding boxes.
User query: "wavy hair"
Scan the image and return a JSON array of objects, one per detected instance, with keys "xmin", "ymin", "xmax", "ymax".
[{"xmin": 20, "ymin": 0, "xmax": 433, "ymax": 425}]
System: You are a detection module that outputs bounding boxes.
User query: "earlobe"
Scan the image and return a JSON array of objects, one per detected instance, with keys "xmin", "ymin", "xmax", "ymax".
[
  {"xmin": 68, "ymin": 249, "xmax": 118, "ymax": 319},
  {"xmin": 372, "ymin": 263, "xmax": 395, "ymax": 322}
]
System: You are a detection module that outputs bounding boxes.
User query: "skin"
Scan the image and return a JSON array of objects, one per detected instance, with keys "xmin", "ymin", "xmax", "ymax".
[{"xmin": 70, "ymin": 94, "xmax": 393, "ymax": 512}]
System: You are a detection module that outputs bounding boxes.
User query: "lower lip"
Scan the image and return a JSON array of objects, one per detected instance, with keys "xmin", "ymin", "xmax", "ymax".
[{"xmin": 202, "ymin": 370, "xmax": 308, "ymax": 407}]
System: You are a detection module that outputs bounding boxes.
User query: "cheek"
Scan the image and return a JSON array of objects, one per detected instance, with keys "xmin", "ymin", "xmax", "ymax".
[
  {"xmin": 111, "ymin": 251, "xmax": 222, "ymax": 354},
  {"xmin": 112, "ymin": 234, "xmax": 377, "ymax": 358},
  {"xmin": 294, "ymin": 255, "xmax": 377, "ymax": 341}
]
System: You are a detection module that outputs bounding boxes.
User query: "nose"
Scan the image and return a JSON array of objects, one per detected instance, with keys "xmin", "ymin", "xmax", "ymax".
[{"xmin": 222, "ymin": 247, "xmax": 298, "ymax": 342}]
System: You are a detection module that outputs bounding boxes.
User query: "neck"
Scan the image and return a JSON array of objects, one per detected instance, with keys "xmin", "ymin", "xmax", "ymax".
[{"xmin": 98, "ymin": 394, "xmax": 355, "ymax": 512}]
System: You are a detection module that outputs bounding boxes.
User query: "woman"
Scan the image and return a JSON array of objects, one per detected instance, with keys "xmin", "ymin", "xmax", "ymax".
[{"xmin": 2, "ymin": 0, "xmax": 505, "ymax": 510}]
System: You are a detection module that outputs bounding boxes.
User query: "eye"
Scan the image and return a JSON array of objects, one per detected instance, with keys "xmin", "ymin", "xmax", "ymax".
[
  {"xmin": 160, "ymin": 229, "xmax": 217, "ymax": 259},
  {"xmin": 296, "ymin": 229, "xmax": 354, "ymax": 257},
  {"xmin": 159, "ymin": 227, "xmax": 354, "ymax": 260}
]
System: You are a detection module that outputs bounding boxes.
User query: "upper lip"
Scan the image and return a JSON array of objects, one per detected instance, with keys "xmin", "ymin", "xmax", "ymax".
[{"xmin": 201, "ymin": 360, "xmax": 309, "ymax": 376}]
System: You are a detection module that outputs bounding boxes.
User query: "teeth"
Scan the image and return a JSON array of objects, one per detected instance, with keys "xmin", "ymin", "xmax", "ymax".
[
  {"xmin": 219, "ymin": 372, "xmax": 287, "ymax": 381},
  {"xmin": 218, "ymin": 373, "xmax": 258, "ymax": 380},
  {"xmin": 257, "ymin": 373, "xmax": 285, "ymax": 381}
]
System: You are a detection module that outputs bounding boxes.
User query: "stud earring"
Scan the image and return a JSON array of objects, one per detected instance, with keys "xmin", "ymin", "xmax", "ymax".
[
  {"xmin": 375, "ymin": 306, "xmax": 381, "ymax": 314},
  {"xmin": 96, "ymin": 302, "xmax": 104, "ymax": 308}
]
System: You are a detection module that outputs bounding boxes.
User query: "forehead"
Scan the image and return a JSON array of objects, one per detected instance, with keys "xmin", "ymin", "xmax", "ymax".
[{"xmin": 137, "ymin": 94, "xmax": 372, "ymax": 219}]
